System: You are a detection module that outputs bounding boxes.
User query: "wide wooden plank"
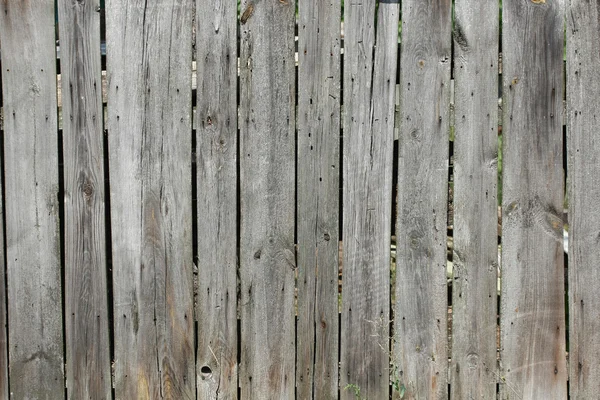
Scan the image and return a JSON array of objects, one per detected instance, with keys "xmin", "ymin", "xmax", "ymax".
[
  {"xmin": 106, "ymin": 1, "xmax": 195, "ymax": 398},
  {"xmin": 195, "ymin": 0, "xmax": 238, "ymax": 398},
  {"xmin": 57, "ymin": 0, "xmax": 112, "ymax": 397},
  {"xmin": 0, "ymin": 110, "xmax": 8, "ymax": 399},
  {"xmin": 341, "ymin": 2, "xmax": 397, "ymax": 399},
  {"xmin": 395, "ymin": 1, "xmax": 451, "ymax": 398},
  {"xmin": 238, "ymin": 0, "xmax": 296, "ymax": 397},
  {"xmin": 450, "ymin": 0, "xmax": 499, "ymax": 398},
  {"xmin": 296, "ymin": 0, "xmax": 341, "ymax": 398},
  {"xmin": 500, "ymin": 0, "xmax": 567, "ymax": 398},
  {"xmin": 0, "ymin": 1, "xmax": 65, "ymax": 398},
  {"xmin": 567, "ymin": 1, "xmax": 600, "ymax": 397}
]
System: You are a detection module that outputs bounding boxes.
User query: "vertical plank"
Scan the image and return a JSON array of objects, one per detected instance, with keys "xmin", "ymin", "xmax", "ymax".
[
  {"xmin": 296, "ymin": 0, "xmax": 341, "ymax": 398},
  {"xmin": 238, "ymin": 0, "xmax": 296, "ymax": 397},
  {"xmin": 0, "ymin": 1, "xmax": 65, "ymax": 398},
  {"xmin": 195, "ymin": 0, "xmax": 238, "ymax": 398},
  {"xmin": 451, "ymin": 0, "xmax": 498, "ymax": 398},
  {"xmin": 395, "ymin": 0, "xmax": 451, "ymax": 398},
  {"xmin": 57, "ymin": 0, "xmax": 112, "ymax": 397},
  {"xmin": 567, "ymin": 0, "xmax": 600, "ymax": 397},
  {"xmin": 341, "ymin": 1, "xmax": 397, "ymax": 399},
  {"xmin": 106, "ymin": 1, "xmax": 195, "ymax": 398},
  {"xmin": 500, "ymin": 0, "xmax": 567, "ymax": 398},
  {"xmin": 0, "ymin": 116, "xmax": 8, "ymax": 399}
]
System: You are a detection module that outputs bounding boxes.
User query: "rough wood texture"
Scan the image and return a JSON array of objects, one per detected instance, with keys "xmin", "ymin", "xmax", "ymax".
[
  {"xmin": 57, "ymin": 0, "xmax": 112, "ymax": 397},
  {"xmin": 451, "ymin": 1, "xmax": 499, "ymax": 398},
  {"xmin": 195, "ymin": 1, "xmax": 238, "ymax": 398},
  {"xmin": 0, "ymin": 1, "xmax": 65, "ymax": 398},
  {"xmin": 395, "ymin": 1, "xmax": 451, "ymax": 398},
  {"xmin": 106, "ymin": 1, "xmax": 195, "ymax": 398},
  {"xmin": 238, "ymin": 0, "xmax": 296, "ymax": 398},
  {"xmin": 341, "ymin": 1, "xmax": 397, "ymax": 399},
  {"xmin": 296, "ymin": 0, "xmax": 341, "ymax": 398},
  {"xmin": 500, "ymin": 0, "xmax": 567, "ymax": 398},
  {"xmin": 0, "ymin": 108, "xmax": 8, "ymax": 400},
  {"xmin": 567, "ymin": 1, "xmax": 600, "ymax": 397}
]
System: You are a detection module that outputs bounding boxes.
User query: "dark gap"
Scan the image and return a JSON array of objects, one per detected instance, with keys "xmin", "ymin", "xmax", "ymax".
[
  {"xmin": 0, "ymin": 122, "xmax": 10, "ymax": 398},
  {"xmin": 237, "ymin": 318, "xmax": 241, "ymax": 394},
  {"xmin": 192, "ymin": 122, "xmax": 198, "ymax": 356},
  {"xmin": 337, "ymin": 311, "xmax": 341, "ymax": 400},
  {"xmin": 236, "ymin": 2, "xmax": 242, "ymax": 397},
  {"xmin": 448, "ymin": 383, "xmax": 451, "ymax": 400},
  {"xmin": 563, "ymin": 122, "xmax": 569, "ymax": 360}
]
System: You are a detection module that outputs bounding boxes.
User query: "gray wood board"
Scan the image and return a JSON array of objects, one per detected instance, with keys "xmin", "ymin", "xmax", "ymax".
[
  {"xmin": 395, "ymin": 1, "xmax": 452, "ymax": 398},
  {"xmin": 106, "ymin": 1, "xmax": 195, "ymax": 398},
  {"xmin": 0, "ymin": 79, "xmax": 8, "ymax": 400},
  {"xmin": 0, "ymin": 1, "xmax": 65, "ymax": 397},
  {"xmin": 238, "ymin": 0, "xmax": 296, "ymax": 398},
  {"xmin": 500, "ymin": 0, "xmax": 567, "ymax": 398},
  {"xmin": 195, "ymin": 0, "xmax": 238, "ymax": 398},
  {"xmin": 57, "ymin": 0, "xmax": 112, "ymax": 397},
  {"xmin": 341, "ymin": 1, "xmax": 397, "ymax": 399},
  {"xmin": 567, "ymin": 0, "xmax": 600, "ymax": 397},
  {"xmin": 451, "ymin": 0, "xmax": 499, "ymax": 398},
  {"xmin": 296, "ymin": 0, "xmax": 341, "ymax": 398}
]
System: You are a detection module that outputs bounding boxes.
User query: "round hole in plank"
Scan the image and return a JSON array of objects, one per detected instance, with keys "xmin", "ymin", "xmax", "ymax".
[{"xmin": 201, "ymin": 366, "xmax": 212, "ymax": 379}]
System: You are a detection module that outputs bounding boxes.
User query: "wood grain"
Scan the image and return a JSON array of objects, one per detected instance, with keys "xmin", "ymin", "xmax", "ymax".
[
  {"xmin": 0, "ymin": 85, "xmax": 8, "ymax": 400},
  {"xmin": 500, "ymin": 0, "xmax": 567, "ymax": 398},
  {"xmin": 106, "ymin": 1, "xmax": 195, "ymax": 398},
  {"xmin": 451, "ymin": 0, "xmax": 499, "ymax": 398},
  {"xmin": 296, "ymin": 0, "xmax": 341, "ymax": 398},
  {"xmin": 395, "ymin": 1, "xmax": 452, "ymax": 398},
  {"xmin": 238, "ymin": 0, "xmax": 296, "ymax": 398},
  {"xmin": 0, "ymin": 1, "xmax": 65, "ymax": 397},
  {"xmin": 341, "ymin": 1, "xmax": 397, "ymax": 399},
  {"xmin": 57, "ymin": 0, "xmax": 112, "ymax": 397},
  {"xmin": 567, "ymin": 0, "xmax": 600, "ymax": 397},
  {"xmin": 195, "ymin": 0, "xmax": 238, "ymax": 398}
]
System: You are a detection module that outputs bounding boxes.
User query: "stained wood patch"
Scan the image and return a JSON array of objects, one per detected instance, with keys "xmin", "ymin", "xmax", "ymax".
[
  {"xmin": 0, "ymin": 1, "xmax": 65, "ymax": 397},
  {"xmin": 395, "ymin": 1, "xmax": 452, "ymax": 398},
  {"xmin": 500, "ymin": 0, "xmax": 567, "ymax": 398},
  {"xmin": 106, "ymin": 1, "xmax": 195, "ymax": 398}
]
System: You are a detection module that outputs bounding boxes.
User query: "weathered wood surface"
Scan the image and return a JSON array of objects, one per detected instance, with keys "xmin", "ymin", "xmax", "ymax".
[
  {"xmin": 106, "ymin": 1, "xmax": 195, "ymax": 398},
  {"xmin": 195, "ymin": 0, "xmax": 238, "ymax": 398},
  {"xmin": 395, "ymin": 1, "xmax": 451, "ymax": 398},
  {"xmin": 500, "ymin": 0, "xmax": 567, "ymax": 398},
  {"xmin": 57, "ymin": 0, "xmax": 112, "ymax": 397},
  {"xmin": 0, "ymin": 1, "xmax": 65, "ymax": 398},
  {"xmin": 567, "ymin": 1, "xmax": 600, "ymax": 397},
  {"xmin": 296, "ymin": 0, "xmax": 341, "ymax": 398},
  {"xmin": 341, "ymin": 1, "xmax": 397, "ymax": 399},
  {"xmin": 0, "ymin": 102, "xmax": 8, "ymax": 399},
  {"xmin": 238, "ymin": 0, "xmax": 296, "ymax": 398},
  {"xmin": 451, "ymin": 0, "xmax": 499, "ymax": 398}
]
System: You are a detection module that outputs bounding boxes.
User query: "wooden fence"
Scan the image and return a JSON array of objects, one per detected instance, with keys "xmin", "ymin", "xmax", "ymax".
[{"xmin": 0, "ymin": 0, "xmax": 597, "ymax": 399}]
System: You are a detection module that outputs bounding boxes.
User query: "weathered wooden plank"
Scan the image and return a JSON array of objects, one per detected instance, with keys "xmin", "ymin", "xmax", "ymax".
[
  {"xmin": 106, "ymin": 1, "xmax": 195, "ymax": 398},
  {"xmin": 238, "ymin": 0, "xmax": 296, "ymax": 397},
  {"xmin": 195, "ymin": 0, "xmax": 238, "ymax": 398},
  {"xmin": 450, "ymin": 0, "xmax": 499, "ymax": 398},
  {"xmin": 57, "ymin": 0, "xmax": 112, "ymax": 397},
  {"xmin": 341, "ymin": 1, "xmax": 397, "ymax": 399},
  {"xmin": 0, "ymin": 113, "xmax": 8, "ymax": 399},
  {"xmin": 395, "ymin": 1, "xmax": 451, "ymax": 398},
  {"xmin": 567, "ymin": 1, "xmax": 600, "ymax": 397},
  {"xmin": 500, "ymin": 0, "xmax": 567, "ymax": 398},
  {"xmin": 296, "ymin": 0, "xmax": 341, "ymax": 398},
  {"xmin": 0, "ymin": 1, "xmax": 65, "ymax": 398}
]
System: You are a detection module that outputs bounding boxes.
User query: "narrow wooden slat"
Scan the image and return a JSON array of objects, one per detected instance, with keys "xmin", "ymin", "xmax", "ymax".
[
  {"xmin": 57, "ymin": 0, "xmax": 112, "ymax": 397},
  {"xmin": 296, "ymin": 0, "xmax": 341, "ymax": 398},
  {"xmin": 395, "ymin": 1, "xmax": 451, "ymax": 398},
  {"xmin": 567, "ymin": 1, "xmax": 600, "ymax": 396},
  {"xmin": 195, "ymin": 0, "xmax": 238, "ymax": 398},
  {"xmin": 341, "ymin": 2, "xmax": 397, "ymax": 399},
  {"xmin": 0, "ymin": 113, "xmax": 8, "ymax": 399},
  {"xmin": 451, "ymin": 0, "xmax": 498, "ymax": 398},
  {"xmin": 106, "ymin": 1, "xmax": 195, "ymax": 398},
  {"xmin": 500, "ymin": 0, "xmax": 567, "ymax": 398},
  {"xmin": 0, "ymin": 1, "xmax": 65, "ymax": 397},
  {"xmin": 238, "ymin": 1, "xmax": 296, "ymax": 398}
]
